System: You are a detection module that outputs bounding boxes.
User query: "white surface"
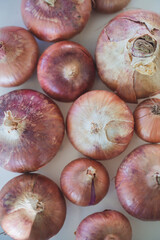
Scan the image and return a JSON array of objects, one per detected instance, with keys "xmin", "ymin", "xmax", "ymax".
[{"xmin": 0, "ymin": 0, "xmax": 160, "ymax": 240}]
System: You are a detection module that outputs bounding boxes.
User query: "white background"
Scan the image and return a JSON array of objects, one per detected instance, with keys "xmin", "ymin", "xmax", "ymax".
[{"xmin": 0, "ymin": 0, "xmax": 160, "ymax": 239}]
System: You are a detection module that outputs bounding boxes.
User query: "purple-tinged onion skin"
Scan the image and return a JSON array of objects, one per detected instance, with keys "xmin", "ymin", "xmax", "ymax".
[
  {"xmin": 0, "ymin": 89, "xmax": 64, "ymax": 173},
  {"xmin": 60, "ymin": 158, "xmax": 110, "ymax": 206},
  {"xmin": 37, "ymin": 41, "xmax": 95, "ymax": 102},
  {"xmin": 21, "ymin": 0, "xmax": 91, "ymax": 42},
  {"xmin": 0, "ymin": 173, "xmax": 66, "ymax": 240},
  {"xmin": 116, "ymin": 144, "xmax": 160, "ymax": 220},
  {"xmin": 93, "ymin": 0, "xmax": 130, "ymax": 13},
  {"xmin": 76, "ymin": 210, "xmax": 132, "ymax": 240},
  {"xmin": 0, "ymin": 26, "xmax": 38, "ymax": 87},
  {"xmin": 67, "ymin": 90, "xmax": 134, "ymax": 160},
  {"xmin": 134, "ymin": 98, "xmax": 160, "ymax": 143},
  {"xmin": 96, "ymin": 10, "xmax": 160, "ymax": 103}
]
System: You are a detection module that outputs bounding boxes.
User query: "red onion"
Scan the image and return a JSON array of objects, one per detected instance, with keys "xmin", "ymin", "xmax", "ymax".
[
  {"xmin": 95, "ymin": 9, "xmax": 160, "ymax": 103},
  {"xmin": 21, "ymin": 0, "xmax": 92, "ymax": 41},
  {"xmin": 0, "ymin": 173, "xmax": 66, "ymax": 240},
  {"xmin": 134, "ymin": 98, "xmax": 160, "ymax": 143},
  {"xmin": 0, "ymin": 89, "xmax": 64, "ymax": 173},
  {"xmin": 116, "ymin": 144, "xmax": 160, "ymax": 220},
  {"xmin": 37, "ymin": 41, "xmax": 95, "ymax": 102},
  {"xmin": 60, "ymin": 158, "xmax": 109, "ymax": 206},
  {"xmin": 0, "ymin": 26, "xmax": 38, "ymax": 87},
  {"xmin": 75, "ymin": 210, "xmax": 132, "ymax": 240},
  {"xmin": 93, "ymin": 0, "xmax": 130, "ymax": 13},
  {"xmin": 67, "ymin": 90, "xmax": 134, "ymax": 160}
]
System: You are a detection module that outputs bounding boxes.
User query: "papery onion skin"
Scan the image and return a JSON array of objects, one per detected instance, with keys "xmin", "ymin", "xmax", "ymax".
[
  {"xmin": 95, "ymin": 9, "xmax": 160, "ymax": 103},
  {"xmin": 67, "ymin": 90, "xmax": 134, "ymax": 160},
  {"xmin": 0, "ymin": 89, "xmax": 64, "ymax": 173},
  {"xmin": 21, "ymin": 0, "xmax": 91, "ymax": 42},
  {"xmin": 0, "ymin": 173, "xmax": 66, "ymax": 240},
  {"xmin": 76, "ymin": 210, "xmax": 132, "ymax": 240},
  {"xmin": 60, "ymin": 158, "xmax": 109, "ymax": 206},
  {"xmin": 134, "ymin": 98, "xmax": 160, "ymax": 143},
  {"xmin": 93, "ymin": 0, "xmax": 130, "ymax": 13},
  {"xmin": 116, "ymin": 144, "xmax": 160, "ymax": 220},
  {"xmin": 0, "ymin": 26, "xmax": 38, "ymax": 87},
  {"xmin": 37, "ymin": 41, "xmax": 95, "ymax": 102}
]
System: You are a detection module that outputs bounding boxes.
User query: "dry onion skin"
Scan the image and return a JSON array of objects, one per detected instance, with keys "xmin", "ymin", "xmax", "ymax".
[
  {"xmin": 134, "ymin": 98, "xmax": 160, "ymax": 143},
  {"xmin": 116, "ymin": 144, "xmax": 160, "ymax": 220},
  {"xmin": 21, "ymin": 0, "xmax": 92, "ymax": 42},
  {"xmin": 0, "ymin": 173, "xmax": 66, "ymax": 240},
  {"xmin": 75, "ymin": 210, "xmax": 132, "ymax": 240},
  {"xmin": 96, "ymin": 9, "xmax": 160, "ymax": 103},
  {"xmin": 67, "ymin": 90, "xmax": 134, "ymax": 160},
  {"xmin": 0, "ymin": 89, "xmax": 64, "ymax": 173},
  {"xmin": 60, "ymin": 158, "xmax": 110, "ymax": 206},
  {"xmin": 0, "ymin": 26, "xmax": 38, "ymax": 87},
  {"xmin": 37, "ymin": 41, "xmax": 95, "ymax": 102},
  {"xmin": 93, "ymin": 0, "xmax": 131, "ymax": 13}
]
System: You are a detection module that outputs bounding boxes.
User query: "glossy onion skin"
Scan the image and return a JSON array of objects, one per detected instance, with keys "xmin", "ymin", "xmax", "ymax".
[
  {"xmin": 21, "ymin": 0, "xmax": 91, "ymax": 41},
  {"xmin": 0, "ymin": 89, "xmax": 64, "ymax": 173},
  {"xmin": 0, "ymin": 26, "xmax": 38, "ymax": 87},
  {"xmin": 116, "ymin": 144, "xmax": 160, "ymax": 220},
  {"xmin": 0, "ymin": 173, "xmax": 66, "ymax": 240},
  {"xmin": 67, "ymin": 90, "xmax": 134, "ymax": 160},
  {"xmin": 37, "ymin": 41, "xmax": 95, "ymax": 102},
  {"xmin": 96, "ymin": 10, "xmax": 160, "ymax": 103},
  {"xmin": 76, "ymin": 210, "xmax": 132, "ymax": 240},
  {"xmin": 93, "ymin": 0, "xmax": 130, "ymax": 13},
  {"xmin": 60, "ymin": 158, "xmax": 110, "ymax": 206},
  {"xmin": 134, "ymin": 98, "xmax": 160, "ymax": 143}
]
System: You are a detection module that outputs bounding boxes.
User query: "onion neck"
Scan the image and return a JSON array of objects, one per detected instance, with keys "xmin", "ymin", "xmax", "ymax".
[
  {"xmin": 86, "ymin": 166, "xmax": 96, "ymax": 205},
  {"xmin": 90, "ymin": 122, "xmax": 101, "ymax": 134},
  {"xmin": 152, "ymin": 105, "xmax": 160, "ymax": 115},
  {"xmin": 0, "ymin": 41, "xmax": 6, "ymax": 61},
  {"xmin": 13, "ymin": 192, "xmax": 44, "ymax": 215},
  {"xmin": 132, "ymin": 35, "xmax": 157, "ymax": 58},
  {"xmin": 3, "ymin": 110, "xmax": 26, "ymax": 133},
  {"xmin": 155, "ymin": 173, "xmax": 160, "ymax": 185},
  {"xmin": 44, "ymin": 0, "xmax": 56, "ymax": 7},
  {"xmin": 105, "ymin": 235, "xmax": 120, "ymax": 240},
  {"xmin": 63, "ymin": 63, "xmax": 79, "ymax": 80}
]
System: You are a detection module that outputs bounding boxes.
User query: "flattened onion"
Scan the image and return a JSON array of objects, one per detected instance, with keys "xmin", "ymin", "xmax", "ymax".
[
  {"xmin": 0, "ymin": 173, "xmax": 66, "ymax": 240},
  {"xmin": 0, "ymin": 89, "xmax": 64, "ymax": 172},
  {"xmin": 67, "ymin": 90, "xmax": 134, "ymax": 160}
]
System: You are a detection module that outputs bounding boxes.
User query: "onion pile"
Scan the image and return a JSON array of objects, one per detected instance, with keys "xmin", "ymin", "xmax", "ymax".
[
  {"xmin": 116, "ymin": 144, "xmax": 160, "ymax": 220},
  {"xmin": 60, "ymin": 158, "xmax": 110, "ymax": 206},
  {"xmin": 37, "ymin": 41, "xmax": 95, "ymax": 102},
  {"xmin": 0, "ymin": 89, "xmax": 64, "ymax": 173},
  {"xmin": 0, "ymin": 173, "xmax": 66, "ymax": 240},
  {"xmin": 21, "ymin": 0, "xmax": 92, "ymax": 41},
  {"xmin": 67, "ymin": 90, "xmax": 134, "ymax": 160},
  {"xmin": 93, "ymin": 0, "xmax": 131, "ymax": 13},
  {"xmin": 96, "ymin": 9, "xmax": 160, "ymax": 103},
  {"xmin": 134, "ymin": 98, "xmax": 160, "ymax": 143},
  {"xmin": 0, "ymin": 26, "xmax": 38, "ymax": 87},
  {"xmin": 75, "ymin": 210, "xmax": 132, "ymax": 240}
]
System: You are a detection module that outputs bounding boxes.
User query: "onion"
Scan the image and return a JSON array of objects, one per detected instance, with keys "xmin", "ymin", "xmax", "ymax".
[
  {"xmin": 0, "ymin": 173, "xmax": 66, "ymax": 240},
  {"xmin": 0, "ymin": 89, "xmax": 64, "ymax": 173},
  {"xmin": 67, "ymin": 90, "xmax": 134, "ymax": 160},
  {"xmin": 75, "ymin": 210, "xmax": 132, "ymax": 240},
  {"xmin": 60, "ymin": 158, "xmax": 109, "ymax": 206},
  {"xmin": 134, "ymin": 98, "xmax": 160, "ymax": 143},
  {"xmin": 116, "ymin": 144, "xmax": 160, "ymax": 220},
  {"xmin": 21, "ymin": 0, "xmax": 92, "ymax": 42},
  {"xmin": 37, "ymin": 41, "xmax": 95, "ymax": 102},
  {"xmin": 0, "ymin": 26, "xmax": 38, "ymax": 87},
  {"xmin": 95, "ymin": 9, "xmax": 160, "ymax": 103},
  {"xmin": 93, "ymin": 0, "xmax": 130, "ymax": 13}
]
